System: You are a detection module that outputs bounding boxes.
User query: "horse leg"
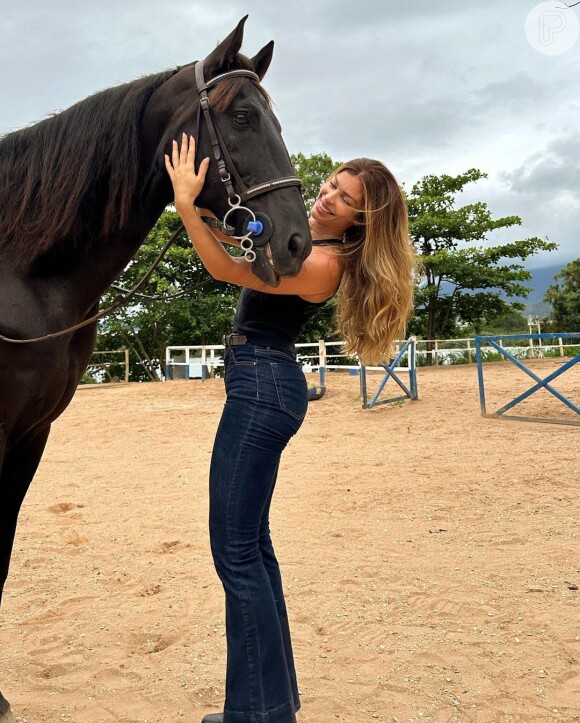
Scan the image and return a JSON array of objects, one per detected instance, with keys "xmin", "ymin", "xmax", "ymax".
[
  {"xmin": 0, "ymin": 426, "xmax": 50, "ymax": 603},
  {"xmin": 0, "ymin": 426, "xmax": 51, "ymax": 723}
]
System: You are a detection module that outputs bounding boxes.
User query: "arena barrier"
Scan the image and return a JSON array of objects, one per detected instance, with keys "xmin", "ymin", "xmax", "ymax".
[
  {"xmin": 165, "ymin": 340, "xmax": 356, "ymax": 383},
  {"xmin": 82, "ymin": 349, "xmax": 130, "ymax": 384},
  {"xmin": 475, "ymin": 333, "xmax": 580, "ymax": 426},
  {"xmin": 165, "ymin": 345, "xmax": 223, "ymax": 380},
  {"xmin": 416, "ymin": 332, "xmax": 578, "ymax": 365},
  {"xmin": 358, "ymin": 337, "xmax": 418, "ymax": 409},
  {"xmin": 166, "ymin": 340, "xmax": 418, "ymax": 409}
]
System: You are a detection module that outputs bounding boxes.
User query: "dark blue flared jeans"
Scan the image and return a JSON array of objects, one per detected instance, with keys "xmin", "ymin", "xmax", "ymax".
[{"xmin": 209, "ymin": 344, "xmax": 308, "ymax": 723}]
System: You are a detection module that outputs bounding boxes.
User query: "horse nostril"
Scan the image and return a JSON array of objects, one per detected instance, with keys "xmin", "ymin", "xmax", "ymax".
[{"xmin": 288, "ymin": 233, "xmax": 306, "ymax": 260}]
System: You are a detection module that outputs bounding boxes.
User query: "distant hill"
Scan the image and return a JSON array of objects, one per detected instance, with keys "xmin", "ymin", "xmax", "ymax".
[
  {"xmin": 437, "ymin": 263, "xmax": 565, "ymax": 319},
  {"xmin": 518, "ymin": 264, "xmax": 564, "ymax": 318}
]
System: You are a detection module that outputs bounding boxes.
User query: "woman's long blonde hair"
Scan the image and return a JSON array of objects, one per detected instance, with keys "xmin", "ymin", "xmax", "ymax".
[{"xmin": 333, "ymin": 158, "xmax": 416, "ymax": 364}]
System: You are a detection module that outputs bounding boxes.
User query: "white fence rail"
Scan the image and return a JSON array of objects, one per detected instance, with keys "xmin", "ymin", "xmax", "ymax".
[
  {"xmin": 165, "ymin": 333, "xmax": 579, "ymax": 380},
  {"xmin": 165, "ymin": 344, "xmax": 225, "ymax": 379},
  {"xmin": 82, "ymin": 349, "xmax": 130, "ymax": 384},
  {"xmin": 165, "ymin": 339, "xmax": 414, "ymax": 380},
  {"xmin": 415, "ymin": 334, "xmax": 579, "ymax": 364}
]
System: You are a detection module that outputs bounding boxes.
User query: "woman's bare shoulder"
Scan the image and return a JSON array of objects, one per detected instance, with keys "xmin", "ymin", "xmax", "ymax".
[{"xmin": 224, "ymin": 242, "xmax": 343, "ymax": 299}]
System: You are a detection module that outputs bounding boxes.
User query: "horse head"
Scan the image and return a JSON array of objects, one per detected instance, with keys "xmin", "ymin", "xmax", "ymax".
[{"xmin": 143, "ymin": 16, "xmax": 311, "ymax": 286}]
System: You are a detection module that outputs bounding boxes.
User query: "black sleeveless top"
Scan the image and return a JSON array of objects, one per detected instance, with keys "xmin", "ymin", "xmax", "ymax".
[{"xmin": 233, "ymin": 239, "xmax": 342, "ymax": 355}]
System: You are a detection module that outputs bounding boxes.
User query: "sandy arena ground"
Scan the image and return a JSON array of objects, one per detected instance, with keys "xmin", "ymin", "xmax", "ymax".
[{"xmin": 1, "ymin": 359, "xmax": 579, "ymax": 722}]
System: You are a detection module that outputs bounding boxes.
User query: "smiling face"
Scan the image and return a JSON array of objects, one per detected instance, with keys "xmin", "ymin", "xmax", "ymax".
[{"xmin": 310, "ymin": 171, "xmax": 364, "ymax": 236}]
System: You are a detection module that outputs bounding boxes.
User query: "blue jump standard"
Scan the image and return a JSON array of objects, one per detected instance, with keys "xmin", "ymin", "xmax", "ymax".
[
  {"xmin": 360, "ymin": 337, "xmax": 418, "ymax": 409},
  {"xmin": 475, "ymin": 333, "xmax": 580, "ymax": 426}
]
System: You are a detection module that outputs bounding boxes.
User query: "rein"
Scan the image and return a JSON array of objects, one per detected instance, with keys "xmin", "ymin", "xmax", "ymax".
[{"xmin": 0, "ymin": 60, "xmax": 303, "ymax": 345}]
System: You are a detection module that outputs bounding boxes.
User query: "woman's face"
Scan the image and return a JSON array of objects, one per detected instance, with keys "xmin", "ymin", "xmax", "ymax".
[{"xmin": 310, "ymin": 171, "xmax": 363, "ymax": 235}]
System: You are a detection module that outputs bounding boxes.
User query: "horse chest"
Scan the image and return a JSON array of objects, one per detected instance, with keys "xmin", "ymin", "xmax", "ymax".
[{"xmin": 0, "ymin": 324, "xmax": 96, "ymax": 443}]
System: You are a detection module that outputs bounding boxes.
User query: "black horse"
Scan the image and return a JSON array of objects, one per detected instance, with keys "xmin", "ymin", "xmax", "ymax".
[{"xmin": 0, "ymin": 17, "xmax": 310, "ymax": 719}]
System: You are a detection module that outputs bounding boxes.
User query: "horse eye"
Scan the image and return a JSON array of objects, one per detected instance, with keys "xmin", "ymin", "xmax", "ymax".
[{"xmin": 233, "ymin": 112, "xmax": 249, "ymax": 126}]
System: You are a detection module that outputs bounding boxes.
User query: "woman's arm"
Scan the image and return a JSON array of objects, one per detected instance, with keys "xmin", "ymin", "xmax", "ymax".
[{"xmin": 165, "ymin": 134, "xmax": 341, "ymax": 300}]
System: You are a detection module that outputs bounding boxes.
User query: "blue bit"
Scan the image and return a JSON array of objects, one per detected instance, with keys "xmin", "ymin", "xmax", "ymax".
[{"xmin": 247, "ymin": 220, "xmax": 264, "ymax": 235}]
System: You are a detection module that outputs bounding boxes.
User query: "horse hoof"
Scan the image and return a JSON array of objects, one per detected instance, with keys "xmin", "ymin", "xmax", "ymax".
[{"xmin": 0, "ymin": 692, "xmax": 15, "ymax": 723}]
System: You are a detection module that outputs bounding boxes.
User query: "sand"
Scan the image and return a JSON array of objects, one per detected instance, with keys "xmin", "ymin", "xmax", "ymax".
[{"xmin": 1, "ymin": 358, "xmax": 579, "ymax": 722}]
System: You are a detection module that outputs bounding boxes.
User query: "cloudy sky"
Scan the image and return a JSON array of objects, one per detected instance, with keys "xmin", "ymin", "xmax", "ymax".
[{"xmin": 1, "ymin": 0, "xmax": 578, "ymax": 270}]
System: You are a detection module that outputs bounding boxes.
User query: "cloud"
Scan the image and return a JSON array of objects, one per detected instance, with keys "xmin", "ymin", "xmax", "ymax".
[
  {"xmin": 1, "ymin": 0, "xmax": 578, "ymax": 269},
  {"xmin": 502, "ymin": 132, "xmax": 580, "ymax": 196}
]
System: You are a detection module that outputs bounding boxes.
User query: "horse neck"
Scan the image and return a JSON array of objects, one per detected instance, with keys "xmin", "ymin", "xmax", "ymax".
[
  {"xmin": 68, "ymin": 86, "xmax": 186, "ymax": 312},
  {"xmin": 66, "ymin": 195, "xmax": 169, "ymax": 315}
]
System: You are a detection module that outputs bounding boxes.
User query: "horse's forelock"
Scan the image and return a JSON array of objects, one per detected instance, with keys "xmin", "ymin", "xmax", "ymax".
[{"xmin": 208, "ymin": 54, "xmax": 272, "ymax": 113}]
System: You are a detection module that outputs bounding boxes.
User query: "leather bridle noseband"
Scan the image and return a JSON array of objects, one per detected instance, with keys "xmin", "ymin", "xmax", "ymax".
[{"xmin": 194, "ymin": 60, "xmax": 302, "ymax": 262}]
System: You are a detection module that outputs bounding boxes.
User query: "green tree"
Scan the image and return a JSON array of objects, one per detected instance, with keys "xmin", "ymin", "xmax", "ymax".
[
  {"xmin": 96, "ymin": 210, "xmax": 239, "ymax": 380},
  {"xmin": 544, "ymin": 259, "xmax": 580, "ymax": 331},
  {"xmin": 407, "ymin": 169, "xmax": 557, "ymax": 345},
  {"xmin": 478, "ymin": 309, "xmax": 530, "ymax": 335},
  {"xmin": 291, "ymin": 152, "xmax": 341, "ymax": 212}
]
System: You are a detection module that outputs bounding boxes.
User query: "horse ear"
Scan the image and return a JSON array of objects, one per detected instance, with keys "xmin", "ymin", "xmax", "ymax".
[
  {"xmin": 251, "ymin": 41, "xmax": 274, "ymax": 80},
  {"xmin": 203, "ymin": 15, "xmax": 248, "ymax": 77}
]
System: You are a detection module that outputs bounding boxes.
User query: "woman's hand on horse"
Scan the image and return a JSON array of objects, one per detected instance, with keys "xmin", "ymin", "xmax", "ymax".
[{"xmin": 165, "ymin": 133, "xmax": 209, "ymax": 211}]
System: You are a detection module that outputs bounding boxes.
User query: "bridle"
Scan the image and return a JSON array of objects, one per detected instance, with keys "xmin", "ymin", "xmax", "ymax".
[
  {"xmin": 194, "ymin": 59, "xmax": 303, "ymax": 262},
  {"xmin": 0, "ymin": 60, "xmax": 304, "ymax": 345}
]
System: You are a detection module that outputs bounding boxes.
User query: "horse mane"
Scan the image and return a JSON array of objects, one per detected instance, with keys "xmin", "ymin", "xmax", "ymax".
[
  {"xmin": 0, "ymin": 54, "xmax": 271, "ymax": 270},
  {"xmin": 0, "ymin": 66, "xmax": 183, "ymax": 268}
]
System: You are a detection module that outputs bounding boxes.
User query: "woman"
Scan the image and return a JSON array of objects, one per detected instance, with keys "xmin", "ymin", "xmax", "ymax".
[{"xmin": 166, "ymin": 134, "xmax": 415, "ymax": 723}]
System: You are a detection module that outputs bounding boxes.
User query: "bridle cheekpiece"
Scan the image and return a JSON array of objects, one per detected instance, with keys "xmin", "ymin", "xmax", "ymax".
[{"xmin": 194, "ymin": 60, "xmax": 302, "ymax": 262}]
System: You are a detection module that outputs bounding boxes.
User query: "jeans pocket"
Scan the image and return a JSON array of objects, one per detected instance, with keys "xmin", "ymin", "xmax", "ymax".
[
  {"xmin": 271, "ymin": 363, "xmax": 308, "ymax": 421},
  {"xmin": 229, "ymin": 346, "xmax": 257, "ymax": 365},
  {"xmin": 225, "ymin": 348, "xmax": 258, "ymax": 398}
]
